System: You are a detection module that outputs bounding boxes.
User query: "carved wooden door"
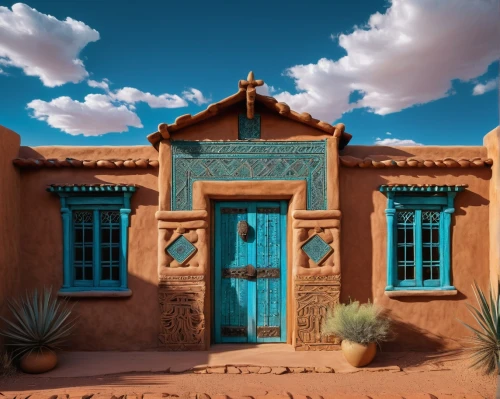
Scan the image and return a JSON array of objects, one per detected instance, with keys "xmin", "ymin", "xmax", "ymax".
[{"xmin": 214, "ymin": 201, "xmax": 287, "ymax": 343}]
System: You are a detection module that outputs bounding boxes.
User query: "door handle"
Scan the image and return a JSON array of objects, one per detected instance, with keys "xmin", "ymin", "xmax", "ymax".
[
  {"xmin": 237, "ymin": 220, "xmax": 249, "ymax": 241},
  {"xmin": 246, "ymin": 264, "xmax": 257, "ymax": 278}
]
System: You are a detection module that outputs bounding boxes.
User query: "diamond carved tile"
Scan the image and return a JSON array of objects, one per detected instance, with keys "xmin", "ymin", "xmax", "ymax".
[
  {"xmin": 301, "ymin": 234, "xmax": 333, "ymax": 265},
  {"xmin": 166, "ymin": 235, "xmax": 197, "ymax": 264}
]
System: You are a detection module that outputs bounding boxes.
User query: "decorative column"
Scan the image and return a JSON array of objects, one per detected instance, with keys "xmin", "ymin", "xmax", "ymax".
[
  {"xmin": 292, "ymin": 210, "xmax": 341, "ymax": 351},
  {"xmin": 119, "ymin": 192, "xmax": 132, "ymax": 289},
  {"xmin": 156, "ymin": 210, "xmax": 208, "ymax": 350},
  {"xmin": 60, "ymin": 197, "xmax": 71, "ymax": 290}
]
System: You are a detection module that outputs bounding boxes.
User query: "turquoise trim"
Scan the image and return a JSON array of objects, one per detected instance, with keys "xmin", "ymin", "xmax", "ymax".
[
  {"xmin": 47, "ymin": 185, "xmax": 136, "ymax": 193},
  {"xmin": 171, "ymin": 141, "xmax": 327, "ymax": 210},
  {"xmin": 380, "ymin": 185, "xmax": 466, "ymax": 193},
  {"xmin": 238, "ymin": 114, "xmax": 261, "ymax": 139},
  {"xmin": 50, "ymin": 189, "xmax": 135, "ymax": 294},
  {"xmin": 383, "ymin": 190, "xmax": 460, "ymax": 292}
]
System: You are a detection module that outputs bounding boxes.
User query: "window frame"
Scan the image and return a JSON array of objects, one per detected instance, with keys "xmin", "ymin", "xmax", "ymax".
[
  {"xmin": 380, "ymin": 186, "xmax": 464, "ymax": 294},
  {"xmin": 49, "ymin": 187, "xmax": 135, "ymax": 297}
]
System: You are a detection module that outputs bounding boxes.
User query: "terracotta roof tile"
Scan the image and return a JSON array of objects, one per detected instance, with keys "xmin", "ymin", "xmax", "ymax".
[
  {"xmin": 147, "ymin": 72, "xmax": 352, "ymax": 150},
  {"xmin": 340, "ymin": 156, "xmax": 493, "ymax": 168},
  {"xmin": 13, "ymin": 158, "xmax": 159, "ymax": 169}
]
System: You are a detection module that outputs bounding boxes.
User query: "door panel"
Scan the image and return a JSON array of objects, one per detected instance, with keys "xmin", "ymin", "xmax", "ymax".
[
  {"xmin": 214, "ymin": 201, "xmax": 287, "ymax": 344},
  {"xmin": 256, "ymin": 205, "xmax": 285, "ymax": 342},
  {"xmin": 217, "ymin": 205, "xmax": 249, "ymax": 342}
]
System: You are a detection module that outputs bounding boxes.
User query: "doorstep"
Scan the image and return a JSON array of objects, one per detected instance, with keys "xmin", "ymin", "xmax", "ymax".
[{"xmin": 39, "ymin": 344, "xmax": 403, "ymax": 377}]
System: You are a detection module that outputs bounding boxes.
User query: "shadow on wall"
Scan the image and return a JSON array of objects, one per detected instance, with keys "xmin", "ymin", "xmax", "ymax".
[
  {"xmin": 383, "ymin": 316, "xmax": 457, "ymax": 352},
  {"xmin": 340, "ymin": 166, "xmax": 490, "ymax": 350},
  {"xmin": 12, "ymin": 163, "xmax": 161, "ymax": 351}
]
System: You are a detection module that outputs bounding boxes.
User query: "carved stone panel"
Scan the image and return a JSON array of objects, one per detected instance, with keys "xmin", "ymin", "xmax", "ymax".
[
  {"xmin": 158, "ymin": 281, "xmax": 205, "ymax": 351},
  {"xmin": 294, "ymin": 276, "xmax": 341, "ymax": 351}
]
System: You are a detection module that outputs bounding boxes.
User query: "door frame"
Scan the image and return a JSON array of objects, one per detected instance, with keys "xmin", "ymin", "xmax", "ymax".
[{"xmin": 213, "ymin": 200, "xmax": 288, "ymax": 343}]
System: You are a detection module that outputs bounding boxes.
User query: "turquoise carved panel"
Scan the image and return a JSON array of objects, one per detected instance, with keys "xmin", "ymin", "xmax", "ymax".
[
  {"xmin": 301, "ymin": 234, "xmax": 333, "ymax": 264},
  {"xmin": 171, "ymin": 141, "xmax": 327, "ymax": 210},
  {"xmin": 166, "ymin": 235, "xmax": 197, "ymax": 264},
  {"xmin": 238, "ymin": 114, "xmax": 261, "ymax": 139}
]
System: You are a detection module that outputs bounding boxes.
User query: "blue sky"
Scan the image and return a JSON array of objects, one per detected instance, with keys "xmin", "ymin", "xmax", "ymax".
[{"xmin": 0, "ymin": 0, "xmax": 498, "ymax": 147}]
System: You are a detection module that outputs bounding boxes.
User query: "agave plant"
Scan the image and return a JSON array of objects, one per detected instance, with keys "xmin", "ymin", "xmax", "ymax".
[
  {"xmin": 460, "ymin": 282, "xmax": 500, "ymax": 375},
  {"xmin": 0, "ymin": 288, "xmax": 76, "ymax": 358}
]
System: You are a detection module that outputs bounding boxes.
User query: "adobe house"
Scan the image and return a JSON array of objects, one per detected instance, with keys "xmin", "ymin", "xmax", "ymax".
[{"xmin": 0, "ymin": 72, "xmax": 499, "ymax": 352}]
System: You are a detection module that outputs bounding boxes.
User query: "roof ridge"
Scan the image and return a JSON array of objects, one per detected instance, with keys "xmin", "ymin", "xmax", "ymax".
[
  {"xmin": 147, "ymin": 72, "xmax": 352, "ymax": 149},
  {"xmin": 13, "ymin": 158, "xmax": 159, "ymax": 169},
  {"xmin": 340, "ymin": 155, "xmax": 493, "ymax": 168}
]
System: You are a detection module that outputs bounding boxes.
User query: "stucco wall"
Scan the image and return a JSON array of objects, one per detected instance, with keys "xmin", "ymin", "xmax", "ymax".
[
  {"xmin": 17, "ymin": 146, "xmax": 160, "ymax": 350},
  {"xmin": 0, "ymin": 126, "xmax": 21, "ymax": 350},
  {"xmin": 340, "ymin": 145, "xmax": 491, "ymax": 350},
  {"xmin": 170, "ymin": 104, "xmax": 333, "ymax": 141},
  {"xmin": 8, "ymin": 134, "xmax": 495, "ymax": 351},
  {"xmin": 484, "ymin": 127, "xmax": 500, "ymax": 294}
]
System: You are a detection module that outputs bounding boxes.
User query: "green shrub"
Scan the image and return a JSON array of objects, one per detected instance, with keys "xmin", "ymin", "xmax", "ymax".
[
  {"xmin": 322, "ymin": 300, "xmax": 391, "ymax": 345},
  {"xmin": 0, "ymin": 288, "xmax": 76, "ymax": 358},
  {"xmin": 460, "ymin": 282, "xmax": 500, "ymax": 375}
]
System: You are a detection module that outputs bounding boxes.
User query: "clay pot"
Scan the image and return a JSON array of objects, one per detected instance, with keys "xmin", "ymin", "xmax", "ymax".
[
  {"xmin": 19, "ymin": 349, "xmax": 58, "ymax": 374},
  {"xmin": 341, "ymin": 340, "xmax": 377, "ymax": 367}
]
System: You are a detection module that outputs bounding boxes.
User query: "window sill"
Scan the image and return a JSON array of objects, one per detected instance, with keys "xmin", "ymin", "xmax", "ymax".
[
  {"xmin": 57, "ymin": 288, "xmax": 132, "ymax": 298},
  {"xmin": 385, "ymin": 289, "xmax": 457, "ymax": 298}
]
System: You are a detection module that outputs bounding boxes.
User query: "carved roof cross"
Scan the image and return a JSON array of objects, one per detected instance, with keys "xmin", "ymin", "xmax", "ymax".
[{"xmin": 238, "ymin": 71, "xmax": 264, "ymax": 119}]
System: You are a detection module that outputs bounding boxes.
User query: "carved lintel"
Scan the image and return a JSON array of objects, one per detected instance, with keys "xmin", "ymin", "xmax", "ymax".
[
  {"xmin": 294, "ymin": 282, "xmax": 341, "ymax": 351},
  {"xmin": 158, "ymin": 282, "xmax": 206, "ymax": 351}
]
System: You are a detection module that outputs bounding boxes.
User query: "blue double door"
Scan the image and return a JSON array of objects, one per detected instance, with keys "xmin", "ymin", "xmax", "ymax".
[{"xmin": 214, "ymin": 201, "xmax": 287, "ymax": 343}]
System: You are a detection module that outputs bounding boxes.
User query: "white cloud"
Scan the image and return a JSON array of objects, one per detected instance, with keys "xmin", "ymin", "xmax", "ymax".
[
  {"xmin": 472, "ymin": 78, "xmax": 499, "ymax": 95},
  {"xmin": 27, "ymin": 82, "xmax": 209, "ymax": 135},
  {"xmin": 0, "ymin": 3, "xmax": 99, "ymax": 87},
  {"xmin": 274, "ymin": 0, "xmax": 500, "ymax": 122},
  {"xmin": 87, "ymin": 78, "xmax": 110, "ymax": 91},
  {"xmin": 375, "ymin": 137, "xmax": 423, "ymax": 146},
  {"xmin": 0, "ymin": 67, "xmax": 6, "ymax": 75},
  {"xmin": 386, "ymin": 132, "xmax": 392, "ymax": 135},
  {"xmin": 256, "ymin": 83, "xmax": 277, "ymax": 96},
  {"xmin": 27, "ymin": 94, "xmax": 142, "ymax": 136},
  {"xmin": 112, "ymin": 87, "xmax": 187, "ymax": 108},
  {"xmin": 182, "ymin": 88, "xmax": 210, "ymax": 105}
]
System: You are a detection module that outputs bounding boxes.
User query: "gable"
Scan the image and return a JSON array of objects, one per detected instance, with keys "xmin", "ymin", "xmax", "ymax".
[{"xmin": 147, "ymin": 72, "xmax": 352, "ymax": 149}]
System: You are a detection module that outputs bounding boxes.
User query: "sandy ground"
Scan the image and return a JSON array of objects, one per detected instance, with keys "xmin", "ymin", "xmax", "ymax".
[{"xmin": 0, "ymin": 357, "xmax": 497, "ymax": 399}]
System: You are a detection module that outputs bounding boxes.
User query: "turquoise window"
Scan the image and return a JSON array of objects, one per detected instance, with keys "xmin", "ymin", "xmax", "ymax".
[
  {"xmin": 380, "ymin": 185, "xmax": 466, "ymax": 292},
  {"xmin": 47, "ymin": 185, "xmax": 136, "ymax": 296}
]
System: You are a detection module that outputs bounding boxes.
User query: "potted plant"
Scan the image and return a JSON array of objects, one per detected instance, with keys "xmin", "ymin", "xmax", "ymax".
[
  {"xmin": 460, "ymin": 282, "xmax": 499, "ymax": 375},
  {"xmin": 322, "ymin": 300, "xmax": 391, "ymax": 367},
  {"xmin": 0, "ymin": 287, "xmax": 76, "ymax": 374}
]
